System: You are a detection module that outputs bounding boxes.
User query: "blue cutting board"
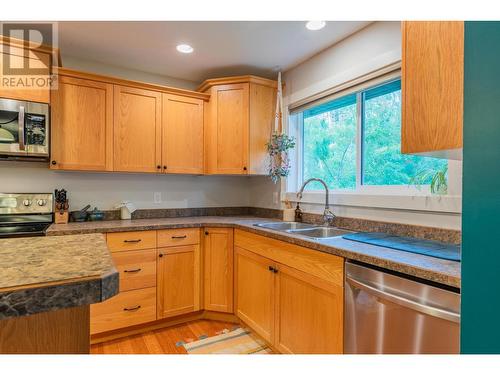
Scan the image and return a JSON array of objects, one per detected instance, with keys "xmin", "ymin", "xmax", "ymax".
[{"xmin": 342, "ymin": 232, "xmax": 461, "ymax": 262}]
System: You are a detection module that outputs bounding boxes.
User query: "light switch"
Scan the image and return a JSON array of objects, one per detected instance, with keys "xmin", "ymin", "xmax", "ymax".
[{"xmin": 154, "ymin": 192, "xmax": 161, "ymax": 204}]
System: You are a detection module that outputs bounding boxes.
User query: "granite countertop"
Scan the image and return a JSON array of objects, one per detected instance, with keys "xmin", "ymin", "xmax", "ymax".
[
  {"xmin": 0, "ymin": 233, "xmax": 118, "ymax": 320},
  {"xmin": 47, "ymin": 216, "xmax": 461, "ymax": 288}
]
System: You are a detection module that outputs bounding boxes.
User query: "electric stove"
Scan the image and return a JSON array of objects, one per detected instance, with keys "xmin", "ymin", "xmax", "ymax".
[{"xmin": 0, "ymin": 193, "xmax": 53, "ymax": 238}]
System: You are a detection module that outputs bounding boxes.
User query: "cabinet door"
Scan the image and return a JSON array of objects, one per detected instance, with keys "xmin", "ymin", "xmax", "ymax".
[
  {"xmin": 402, "ymin": 21, "xmax": 464, "ymax": 158},
  {"xmin": 235, "ymin": 247, "xmax": 274, "ymax": 343},
  {"xmin": 114, "ymin": 85, "xmax": 161, "ymax": 172},
  {"xmin": 205, "ymin": 83, "xmax": 249, "ymax": 174},
  {"xmin": 157, "ymin": 245, "xmax": 200, "ymax": 319},
  {"xmin": 51, "ymin": 75, "xmax": 113, "ymax": 171},
  {"xmin": 203, "ymin": 228, "xmax": 234, "ymax": 313},
  {"xmin": 162, "ymin": 93, "xmax": 204, "ymax": 174},
  {"xmin": 249, "ymin": 83, "xmax": 276, "ymax": 174},
  {"xmin": 0, "ymin": 45, "xmax": 51, "ymax": 103},
  {"xmin": 274, "ymin": 264, "xmax": 343, "ymax": 354}
]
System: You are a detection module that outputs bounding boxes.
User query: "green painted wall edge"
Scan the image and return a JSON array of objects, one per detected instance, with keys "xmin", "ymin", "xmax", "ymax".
[{"xmin": 461, "ymin": 21, "xmax": 500, "ymax": 354}]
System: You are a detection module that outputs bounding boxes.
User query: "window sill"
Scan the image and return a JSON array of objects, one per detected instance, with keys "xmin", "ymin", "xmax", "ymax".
[{"xmin": 283, "ymin": 191, "xmax": 461, "ymax": 214}]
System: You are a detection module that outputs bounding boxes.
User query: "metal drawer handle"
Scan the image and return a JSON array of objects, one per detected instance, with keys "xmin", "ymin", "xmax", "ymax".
[
  {"xmin": 171, "ymin": 235, "xmax": 187, "ymax": 239},
  {"xmin": 124, "ymin": 268, "xmax": 142, "ymax": 273},
  {"xmin": 345, "ymin": 276, "xmax": 460, "ymax": 323},
  {"xmin": 123, "ymin": 239, "xmax": 142, "ymax": 243},
  {"xmin": 123, "ymin": 305, "xmax": 141, "ymax": 312}
]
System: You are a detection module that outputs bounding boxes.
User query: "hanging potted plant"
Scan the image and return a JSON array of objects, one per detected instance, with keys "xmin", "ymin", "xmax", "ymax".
[{"xmin": 267, "ymin": 71, "xmax": 295, "ymax": 183}]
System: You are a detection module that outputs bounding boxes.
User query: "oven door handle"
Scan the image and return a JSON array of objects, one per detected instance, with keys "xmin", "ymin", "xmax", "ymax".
[
  {"xmin": 345, "ymin": 276, "xmax": 460, "ymax": 323},
  {"xmin": 18, "ymin": 105, "xmax": 25, "ymax": 150}
]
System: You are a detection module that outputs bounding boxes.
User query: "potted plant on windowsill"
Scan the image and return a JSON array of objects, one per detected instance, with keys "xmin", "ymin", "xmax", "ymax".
[{"xmin": 410, "ymin": 164, "xmax": 448, "ymax": 195}]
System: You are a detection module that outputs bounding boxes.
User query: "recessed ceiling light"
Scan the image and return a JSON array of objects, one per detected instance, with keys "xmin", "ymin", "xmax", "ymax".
[
  {"xmin": 305, "ymin": 21, "xmax": 326, "ymax": 31},
  {"xmin": 176, "ymin": 44, "xmax": 194, "ymax": 54}
]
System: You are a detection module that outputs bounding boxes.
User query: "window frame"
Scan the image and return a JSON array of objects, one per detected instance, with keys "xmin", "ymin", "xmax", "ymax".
[{"xmin": 284, "ymin": 71, "xmax": 461, "ymax": 214}]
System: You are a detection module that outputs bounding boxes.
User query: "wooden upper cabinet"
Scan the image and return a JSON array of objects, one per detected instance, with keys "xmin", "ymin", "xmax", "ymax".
[
  {"xmin": 199, "ymin": 76, "xmax": 277, "ymax": 175},
  {"xmin": 401, "ymin": 21, "xmax": 464, "ymax": 160},
  {"xmin": 162, "ymin": 93, "xmax": 204, "ymax": 174},
  {"xmin": 203, "ymin": 228, "xmax": 234, "ymax": 313},
  {"xmin": 51, "ymin": 75, "xmax": 113, "ymax": 171},
  {"xmin": 205, "ymin": 83, "xmax": 249, "ymax": 174},
  {"xmin": 114, "ymin": 85, "xmax": 162, "ymax": 172},
  {"xmin": 0, "ymin": 39, "xmax": 52, "ymax": 103}
]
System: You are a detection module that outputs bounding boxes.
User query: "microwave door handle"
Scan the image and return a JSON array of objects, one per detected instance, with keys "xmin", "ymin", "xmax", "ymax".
[
  {"xmin": 345, "ymin": 276, "xmax": 460, "ymax": 323},
  {"xmin": 18, "ymin": 105, "xmax": 25, "ymax": 150}
]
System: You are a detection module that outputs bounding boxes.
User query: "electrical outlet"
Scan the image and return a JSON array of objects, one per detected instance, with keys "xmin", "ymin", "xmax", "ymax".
[{"xmin": 153, "ymin": 192, "xmax": 161, "ymax": 204}]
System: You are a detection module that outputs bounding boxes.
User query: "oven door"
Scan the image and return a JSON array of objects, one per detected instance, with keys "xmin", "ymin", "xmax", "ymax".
[{"xmin": 0, "ymin": 98, "xmax": 49, "ymax": 158}]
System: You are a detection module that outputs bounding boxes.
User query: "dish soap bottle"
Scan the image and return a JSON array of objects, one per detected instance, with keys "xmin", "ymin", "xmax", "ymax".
[{"xmin": 295, "ymin": 202, "xmax": 303, "ymax": 222}]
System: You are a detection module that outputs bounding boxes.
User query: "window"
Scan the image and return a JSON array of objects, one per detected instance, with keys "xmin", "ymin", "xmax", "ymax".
[
  {"xmin": 291, "ymin": 78, "xmax": 447, "ymax": 192},
  {"xmin": 303, "ymin": 94, "xmax": 357, "ymax": 190}
]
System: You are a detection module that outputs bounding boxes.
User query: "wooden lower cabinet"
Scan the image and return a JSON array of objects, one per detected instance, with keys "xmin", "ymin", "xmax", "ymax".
[
  {"xmin": 235, "ymin": 247, "xmax": 275, "ymax": 343},
  {"xmin": 92, "ymin": 227, "xmax": 344, "ymax": 354},
  {"xmin": 203, "ymin": 228, "xmax": 234, "ymax": 313},
  {"xmin": 274, "ymin": 264, "xmax": 343, "ymax": 354},
  {"xmin": 90, "ymin": 287, "xmax": 157, "ymax": 335},
  {"xmin": 157, "ymin": 244, "xmax": 201, "ymax": 319},
  {"xmin": 234, "ymin": 230, "xmax": 344, "ymax": 354}
]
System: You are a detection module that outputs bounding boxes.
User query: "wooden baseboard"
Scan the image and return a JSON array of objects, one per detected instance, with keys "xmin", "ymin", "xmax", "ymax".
[
  {"xmin": 91, "ymin": 311, "xmax": 204, "ymax": 344},
  {"xmin": 202, "ymin": 310, "xmax": 240, "ymax": 324},
  {"xmin": 91, "ymin": 310, "xmax": 240, "ymax": 344}
]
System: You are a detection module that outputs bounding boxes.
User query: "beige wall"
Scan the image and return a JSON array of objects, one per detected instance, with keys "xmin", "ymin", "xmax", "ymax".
[
  {"xmin": 0, "ymin": 161, "xmax": 252, "ymax": 210},
  {"xmin": 61, "ymin": 55, "xmax": 198, "ymax": 90},
  {"xmin": 247, "ymin": 21, "xmax": 462, "ymax": 230}
]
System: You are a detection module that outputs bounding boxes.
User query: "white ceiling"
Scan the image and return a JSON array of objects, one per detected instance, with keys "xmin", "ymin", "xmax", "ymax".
[{"xmin": 58, "ymin": 21, "xmax": 371, "ymax": 83}]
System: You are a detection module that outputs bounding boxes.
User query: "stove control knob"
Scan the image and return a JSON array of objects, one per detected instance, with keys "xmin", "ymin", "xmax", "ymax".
[
  {"xmin": 22, "ymin": 199, "xmax": 32, "ymax": 207},
  {"xmin": 37, "ymin": 199, "xmax": 46, "ymax": 207}
]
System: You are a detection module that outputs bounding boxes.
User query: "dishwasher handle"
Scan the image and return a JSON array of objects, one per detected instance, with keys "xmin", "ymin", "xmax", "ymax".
[{"xmin": 346, "ymin": 276, "xmax": 460, "ymax": 323}]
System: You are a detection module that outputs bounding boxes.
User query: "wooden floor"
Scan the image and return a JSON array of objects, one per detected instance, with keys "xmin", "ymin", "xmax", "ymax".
[{"xmin": 91, "ymin": 319, "xmax": 239, "ymax": 354}]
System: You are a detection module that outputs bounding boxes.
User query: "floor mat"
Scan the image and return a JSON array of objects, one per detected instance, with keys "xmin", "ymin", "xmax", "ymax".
[{"xmin": 183, "ymin": 327, "xmax": 272, "ymax": 354}]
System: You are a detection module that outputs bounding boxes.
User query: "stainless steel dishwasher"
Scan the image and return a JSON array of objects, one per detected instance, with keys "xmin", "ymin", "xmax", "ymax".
[{"xmin": 344, "ymin": 261, "xmax": 460, "ymax": 354}]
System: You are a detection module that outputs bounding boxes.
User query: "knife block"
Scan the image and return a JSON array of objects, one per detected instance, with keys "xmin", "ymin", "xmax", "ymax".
[{"xmin": 54, "ymin": 211, "xmax": 69, "ymax": 224}]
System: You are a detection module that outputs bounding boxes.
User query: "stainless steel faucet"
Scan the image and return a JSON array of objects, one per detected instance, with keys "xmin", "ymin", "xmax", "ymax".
[{"xmin": 296, "ymin": 178, "xmax": 336, "ymax": 226}]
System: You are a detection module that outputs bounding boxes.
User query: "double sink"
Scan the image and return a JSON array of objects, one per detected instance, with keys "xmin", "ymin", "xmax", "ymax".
[{"xmin": 254, "ymin": 222, "xmax": 350, "ymax": 240}]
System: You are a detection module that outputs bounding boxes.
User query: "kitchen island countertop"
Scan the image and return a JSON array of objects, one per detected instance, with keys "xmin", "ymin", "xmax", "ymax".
[{"xmin": 0, "ymin": 233, "xmax": 118, "ymax": 320}]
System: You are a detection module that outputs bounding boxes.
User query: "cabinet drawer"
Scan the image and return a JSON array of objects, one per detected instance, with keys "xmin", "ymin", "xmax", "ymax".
[
  {"xmin": 90, "ymin": 287, "xmax": 156, "ymax": 335},
  {"xmin": 112, "ymin": 249, "xmax": 157, "ymax": 292},
  {"xmin": 107, "ymin": 230, "xmax": 157, "ymax": 252},
  {"xmin": 157, "ymin": 228, "xmax": 200, "ymax": 247}
]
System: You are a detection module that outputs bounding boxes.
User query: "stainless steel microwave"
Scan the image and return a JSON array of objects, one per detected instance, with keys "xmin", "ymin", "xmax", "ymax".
[{"xmin": 0, "ymin": 98, "xmax": 49, "ymax": 160}]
